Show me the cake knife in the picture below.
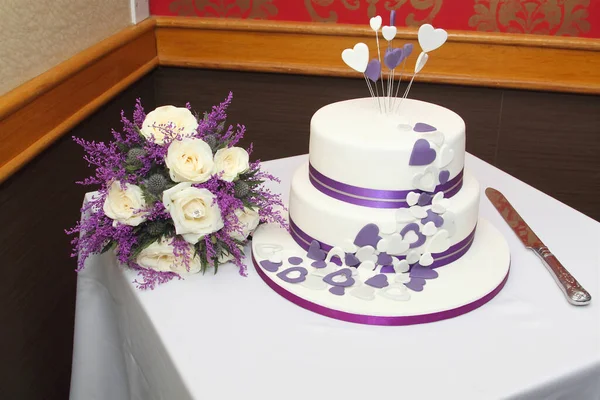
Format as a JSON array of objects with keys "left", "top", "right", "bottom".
[{"left": 485, "top": 188, "right": 591, "bottom": 306}]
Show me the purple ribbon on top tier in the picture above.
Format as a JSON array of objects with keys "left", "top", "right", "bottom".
[{"left": 309, "top": 164, "right": 463, "bottom": 209}]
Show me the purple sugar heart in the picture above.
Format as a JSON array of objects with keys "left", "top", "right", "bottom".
[
  {"left": 380, "top": 265, "right": 395, "bottom": 274},
  {"left": 404, "top": 277, "right": 426, "bottom": 292},
  {"left": 276, "top": 267, "right": 308, "bottom": 284},
  {"left": 260, "top": 260, "right": 282, "bottom": 273},
  {"left": 312, "top": 260, "right": 327, "bottom": 269},
  {"left": 439, "top": 170, "right": 450, "bottom": 185},
  {"left": 417, "top": 192, "right": 433, "bottom": 206},
  {"left": 365, "top": 59, "right": 381, "bottom": 82},
  {"left": 377, "top": 252, "right": 393, "bottom": 265},
  {"left": 345, "top": 253, "right": 360, "bottom": 267},
  {"left": 409, "top": 139, "right": 437, "bottom": 166},
  {"left": 410, "top": 265, "right": 439, "bottom": 279},
  {"left": 288, "top": 257, "right": 303, "bottom": 265},
  {"left": 403, "top": 43, "right": 413, "bottom": 58},
  {"left": 331, "top": 256, "right": 342, "bottom": 266},
  {"left": 329, "top": 286, "right": 346, "bottom": 296},
  {"left": 354, "top": 224, "right": 381, "bottom": 248},
  {"left": 384, "top": 48, "right": 403, "bottom": 70},
  {"left": 307, "top": 240, "right": 326, "bottom": 261},
  {"left": 413, "top": 123, "right": 436, "bottom": 133},
  {"left": 400, "top": 223, "right": 426, "bottom": 248},
  {"left": 323, "top": 268, "right": 355, "bottom": 287},
  {"left": 365, "top": 274, "right": 389, "bottom": 289},
  {"left": 421, "top": 209, "right": 444, "bottom": 228}
]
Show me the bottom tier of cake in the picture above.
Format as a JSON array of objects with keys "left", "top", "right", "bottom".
[{"left": 289, "top": 162, "right": 480, "bottom": 269}]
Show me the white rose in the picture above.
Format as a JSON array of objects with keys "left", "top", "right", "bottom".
[
  {"left": 136, "top": 238, "right": 201, "bottom": 274},
  {"left": 214, "top": 147, "right": 249, "bottom": 182},
  {"left": 103, "top": 181, "right": 147, "bottom": 227},
  {"left": 231, "top": 207, "right": 260, "bottom": 241},
  {"left": 141, "top": 105, "right": 199, "bottom": 145},
  {"left": 165, "top": 138, "right": 215, "bottom": 183},
  {"left": 162, "top": 182, "right": 224, "bottom": 244}
]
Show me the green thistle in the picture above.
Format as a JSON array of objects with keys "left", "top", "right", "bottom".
[
  {"left": 126, "top": 147, "right": 146, "bottom": 167},
  {"left": 234, "top": 180, "right": 250, "bottom": 198},
  {"left": 203, "top": 134, "right": 217, "bottom": 150},
  {"left": 147, "top": 174, "right": 169, "bottom": 195}
]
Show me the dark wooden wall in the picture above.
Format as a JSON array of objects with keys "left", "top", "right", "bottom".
[{"left": 0, "top": 67, "right": 597, "bottom": 399}]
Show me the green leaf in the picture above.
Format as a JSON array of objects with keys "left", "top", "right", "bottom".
[{"left": 101, "top": 240, "right": 116, "bottom": 253}]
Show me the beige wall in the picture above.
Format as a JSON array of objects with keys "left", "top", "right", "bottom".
[{"left": 0, "top": 0, "right": 132, "bottom": 95}]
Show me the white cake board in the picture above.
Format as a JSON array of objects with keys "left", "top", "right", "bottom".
[{"left": 252, "top": 218, "right": 510, "bottom": 326}]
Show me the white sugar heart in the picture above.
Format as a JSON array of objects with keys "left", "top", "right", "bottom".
[
  {"left": 351, "top": 285, "right": 376, "bottom": 301},
  {"left": 424, "top": 131, "right": 444, "bottom": 147},
  {"left": 382, "top": 25, "right": 397, "bottom": 41},
  {"left": 407, "top": 192, "right": 420, "bottom": 206},
  {"left": 342, "top": 42, "right": 369, "bottom": 73},
  {"left": 406, "top": 249, "right": 421, "bottom": 264},
  {"left": 418, "top": 24, "right": 448, "bottom": 53},
  {"left": 312, "top": 262, "right": 337, "bottom": 277},
  {"left": 355, "top": 246, "right": 377, "bottom": 263},
  {"left": 403, "top": 231, "right": 418, "bottom": 244},
  {"left": 409, "top": 205, "right": 428, "bottom": 219},
  {"left": 379, "top": 285, "right": 411, "bottom": 301},
  {"left": 325, "top": 247, "right": 345, "bottom": 263},
  {"left": 419, "top": 252, "right": 434, "bottom": 266},
  {"left": 379, "top": 220, "right": 397, "bottom": 235},
  {"left": 358, "top": 260, "right": 376, "bottom": 273},
  {"left": 439, "top": 146, "right": 454, "bottom": 168},
  {"left": 413, "top": 166, "right": 439, "bottom": 192},
  {"left": 414, "top": 52, "right": 429, "bottom": 74},
  {"left": 300, "top": 275, "right": 327, "bottom": 290},
  {"left": 394, "top": 271, "right": 411, "bottom": 284},
  {"left": 396, "top": 208, "right": 416, "bottom": 223},
  {"left": 341, "top": 240, "right": 358, "bottom": 253},
  {"left": 432, "top": 192, "right": 449, "bottom": 214},
  {"left": 441, "top": 211, "right": 456, "bottom": 238},
  {"left": 370, "top": 15, "right": 383, "bottom": 31},
  {"left": 422, "top": 221, "right": 438, "bottom": 236},
  {"left": 378, "top": 233, "right": 409, "bottom": 256},
  {"left": 393, "top": 259, "right": 410, "bottom": 274},
  {"left": 255, "top": 243, "right": 283, "bottom": 260},
  {"left": 428, "top": 229, "right": 450, "bottom": 253}
]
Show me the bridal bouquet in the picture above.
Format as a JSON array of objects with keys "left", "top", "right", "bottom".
[{"left": 67, "top": 93, "right": 286, "bottom": 289}]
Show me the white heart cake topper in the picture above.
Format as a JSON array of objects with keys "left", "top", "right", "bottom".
[
  {"left": 418, "top": 24, "right": 448, "bottom": 53},
  {"left": 382, "top": 26, "right": 397, "bottom": 41},
  {"left": 370, "top": 15, "right": 382, "bottom": 31},
  {"left": 341, "top": 42, "right": 369, "bottom": 73},
  {"left": 414, "top": 52, "right": 429, "bottom": 74}
]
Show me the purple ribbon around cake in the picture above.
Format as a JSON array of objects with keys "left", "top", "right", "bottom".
[
  {"left": 289, "top": 218, "right": 476, "bottom": 270},
  {"left": 309, "top": 163, "right": 463, "bottom": 209}
]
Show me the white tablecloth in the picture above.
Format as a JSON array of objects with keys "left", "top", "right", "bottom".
[{"left": 70, "top": 154, "right": 600, "bottom": 400}]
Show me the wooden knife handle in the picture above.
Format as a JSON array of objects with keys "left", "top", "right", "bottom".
[{"left": 533, "top": 246, "right": 591, "bottom": 305}]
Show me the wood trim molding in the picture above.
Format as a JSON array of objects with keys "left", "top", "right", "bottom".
[
  {"left": 155, "top": 17, "right": 600, "bottom": 94},
  {"left": 0, "top": 19, "right": 158, "bottom": 184}
]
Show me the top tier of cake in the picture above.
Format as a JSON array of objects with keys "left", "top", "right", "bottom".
[{"left": 309, "top": 98, "right": 465, "bottom": 191}]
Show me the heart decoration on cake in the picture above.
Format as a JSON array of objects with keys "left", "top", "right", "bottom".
[
  {"left": 428, "top": 229, "right": 451, "bottom": 253},
  {"left": 350, "top": 285, "right": 376, "bottom": 301},
  {"left": 382, "top": 25, "right": 397, "bottom": 41},
  {"left": 406, "top": 249, "right": 422, "bottom": 264},
  {"left": 407, "top": 192, "right": 420, "bottom": 206},
  {"left": 423, "top": 131, "right": 445, "bottom": 147},
  {"left": 345, "top": 253, "right": 361, "bottom": 267},
  {"left": 422, "top": 209, "right": 444, "bottom": 228},
  {"left": 255, "top": 243, "right": 283, "bottom": 261},
  {"left": 404, "top": 278, "right": 426, "bottom": 292},
  {"left": 377, "top": 233, "right": 410, "bottom": 255},
  {"left": 409, "top": 205, "right": 428, "bottom": 219},
  {"left": 419, "top": 252, "right": 434, "bottom": 267},
  {"left": 394, "top": 271, "right": 411, "bottom": 284},
  {"left": 358, "top": 260, "right": 376, "bottom": 273},
  {"left": 413, "top": 166, "right": 439, "bottom": 192},
  {"left": 380, "top": 285, "right": 411, "bottom": 301},
  {"left": 307, "top": 240, "right": 327, "bottom": 261},
  {"left": 439, "top": 170, "right": 450, "bottom": 185},
  {"left": 377, "top": 252, "right": 394, "bottom": 265},
  {"left": 414, "top": 52, "right": 429, "bottom": 74},
  {"left": 288, "top": 256, "right": 303, "bottom": 265},
  {"left": 400, "top": 223, "right": 426, "bottom": 248},
  {"left": 277, "top": 267, "right": 308, "bottom": 284},
  {"left": 311, "top": 260, "right": 327, "bottom": 269},
  {"left": 409, "top": 139, "right": 437, "bottom": 166},
  {"left": 341, "top": 42, "right": 370, "bottom": 73},
  {"left": 418, "top": 24, "right": 448, "bottom": 53},
  {"left": 439, "top": 146, "right": 454, "bottom": 168},
  {"left": 417, "top": 192, "right": 434, "bottom": 206},
  {"left": 354, "top": 223, "right": 382, "bottom": 247},
  {"left": 341, "top": 239, "right": 358, "bottom": 254},
  {"left": 355, "top": 245, "right": 378, "bottom": 263},
  {"left": 365, "top": 59, "right": 382, "bottom": 82},
  {"left": 410, "top": 265, "right": 439, "bottom": 280},
  {"left": 384, "top": 48, "right": 404, "bottom": 70},
  {"left": 323, "top": 268, "right": 356, "bottom": 294},
  {"left": 441, "top": 212, "right": 457, "bottom": 238},
  {"left": 365, "top": 274, "right": 390, "bottom": 289},
  {"left": 326, "top": 247, "right": 346, "bottom": 264},
  {"left": 300, "top": 275, "right": 328, "bottom": 291},
  {"left": 413, "top": 123, "right": 436, "bottom": 133},
  {"left": 396, "top": 208, "right": 416, "bottom": 223},
  {"left": 431, "top": 192, "right": 450, "bottom": 214},
  {"left": 421, "top": 221, "right": 438, "bottom": 236},
  {"left": 369, "top": 15, "right": 383, "bottom": 31},
  {"left": 393, "top": 258, "right": 410, "bottom": 273},
  {"left": 260, "top": 260, "right": 282, "bottom": 272}
]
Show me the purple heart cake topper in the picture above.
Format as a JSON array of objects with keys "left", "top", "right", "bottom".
[
  {"left": 384, "top": 48, "right": 404, "bottom": 70},
  {"left": 365, "top": 59, "right": 381, "bottom": 82},
  {"left": 409, "top": 139, "right": 437, "bottom": 166},
  {"left": 413, "top": 123, "right": 436, "bottom": 133},
  {"left": 354, "top": 224, "right": 381, "bottom": 248},
  {"left": 403, "top": 43, "right": 414, "bottom": 58},
  {"left": 307, "top": 240, "right": 326, "bottom": 261}
]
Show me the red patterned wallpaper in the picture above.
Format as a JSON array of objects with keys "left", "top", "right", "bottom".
[{"left": 151, "top": 0, "right": 600, "bottom": 38}]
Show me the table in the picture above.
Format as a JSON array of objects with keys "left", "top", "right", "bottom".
[{"left": 69, "top": 154, "right": 600, "bottom": 400}]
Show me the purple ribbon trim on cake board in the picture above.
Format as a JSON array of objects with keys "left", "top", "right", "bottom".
[
  {"left": 252, "top": 252, "right": 510, "bottom": 326},
  {"left": 290, "top": 217, "right": 476, "bottom": 270},
  {"left": 309, "top": 164, "right": 463, "bottom": 209}
]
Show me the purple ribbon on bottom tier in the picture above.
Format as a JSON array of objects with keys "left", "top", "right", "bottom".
[
  {"left": 289, "top": 218, "right": 476, "bottom": 270},
  {"left": 309, "top": 163, "right": 463, "bottom": 209}
]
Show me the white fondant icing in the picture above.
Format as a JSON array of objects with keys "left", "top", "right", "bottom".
[
  {"left": 396, "top": 208, "right": 416, "bottom": 223},
  {"left": 379, "top": 284, "right": 411, "bottom": 302},
  {"left": 413, "top": 166, "right": 439, "bottom": 192},
  {"left": 420, "top": 252, "right": 434, "bottom": 266},
  {"left": 438, "top": 146, "right": 454, "bottom": 168},
  {"left": 350, "top": 285, "right": 376, "bottom": 301},
  {"left": 428, "top": 229, "right": 451, "bottom": 253},
  {"left": 255, "top": 243, "right": 283, "bottom": 260},
  {"left": 424, "top": 131, "right": 445, "bottom": 147},
  {"left": 409, "top": 205, "right": 428, "bottom": 219},
  {"left": 442, "top": 211, "right": 457, "bottom": 238},
  {"left": 341, "top": 240, "right": 358, "bottom": 253},
  {"left": 394, "top": 272, "right": 411, "bottom": 283},
  {"left": 309, "top": 98, "right": 465, "bottom": 190}
]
